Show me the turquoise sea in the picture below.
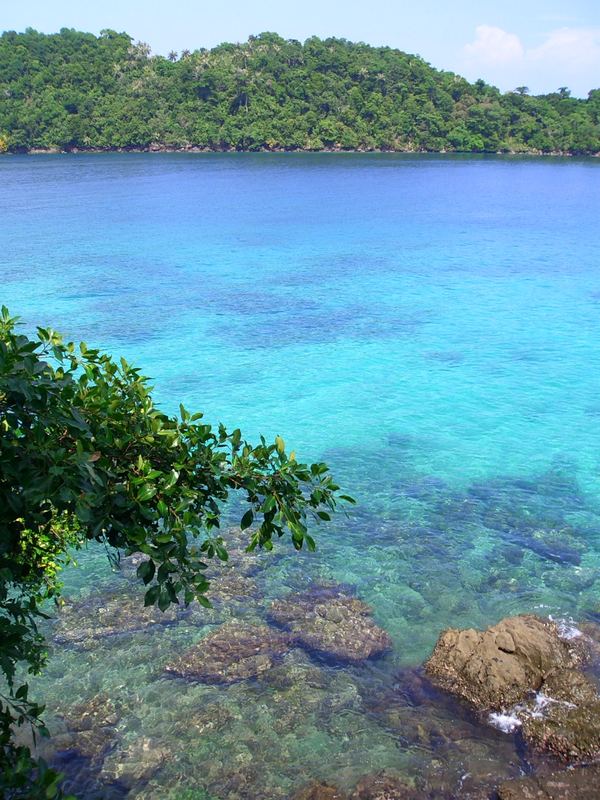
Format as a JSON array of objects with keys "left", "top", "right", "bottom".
[{"left": 2, "top": 153, "right": 600, "bottom": 798}]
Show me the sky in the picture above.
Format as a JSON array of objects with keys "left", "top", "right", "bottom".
[{"left": 2, "top": 0, "right": 600, "bottom": 97}]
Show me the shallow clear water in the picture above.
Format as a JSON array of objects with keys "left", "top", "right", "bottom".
[{"left": 2, "top": 153, "right": 600, "bottom": 798}]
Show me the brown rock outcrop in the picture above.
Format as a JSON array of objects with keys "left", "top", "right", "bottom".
[
  {"left": 520, "top": 669, "right": 600, "bottom": 760},
  {"left": 425, "top": 615, "right": 582, "bottom": 709},
  {"left": 425, "top": 614, "right": 600, "bottom": 763}
]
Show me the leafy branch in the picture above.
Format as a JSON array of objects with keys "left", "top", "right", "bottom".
[{"left": 0, "top": 306, "right": 352, "bottom": 795}]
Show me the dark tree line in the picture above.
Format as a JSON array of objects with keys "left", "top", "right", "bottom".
[{"left": 0, "top": 28, "right": 599, "bottom": 154}]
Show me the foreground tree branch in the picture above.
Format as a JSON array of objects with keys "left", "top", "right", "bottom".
[{"left": 0, "top": 306, "right": 352, "bottom": 797}]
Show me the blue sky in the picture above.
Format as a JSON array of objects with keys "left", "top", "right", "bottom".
[{"left": 2, "top": 0, "right": 600, "bottom": 96}]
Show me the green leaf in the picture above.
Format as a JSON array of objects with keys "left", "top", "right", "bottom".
[
  {"left": 261, "top": 495, "right": 276, "bottom": 513},
  {"left": 240, "top": 509, "right": 254, "bottom": 530},
  {"left": 157, "top": 590, "right": 171, "bottom": 612},
  {"left": 184, "top": 588, "right": 195, "bottom": 604},
  {"left": 340, "top": 494, "right": 357, "bottom": 504},
  {"left": 291, "top": 528, "right": 304, "bottom": 545},
  {"left": 215, "top": 544, "right": 229, "bottom": 561},
  {"left": 157, "top": 562, "right": 175, "bottom": 583},
  {"left": 194, "top": 575, "right": 210, "bottom": 592},
  {"left": 136, "top": 560, "right": 155, "bottom": 584},
  {"left": 137, "top": 484, "right": 156, "bottom": 502},
  {"left": 144, "top": 586, "right": 160, "bottom": 607},
  {"left": 157, "top": 500, "right": 168, "bottom": 516},
  {"left": 163, "top": 469, "right": 180, "bottom": 492},
  {"left": 15, "top": 683, "right": 29, "bottom": 700}
]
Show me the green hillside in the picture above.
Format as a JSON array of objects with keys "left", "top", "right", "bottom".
[{"left": 1, "top": 28, "right": 599, "bottom": 154}]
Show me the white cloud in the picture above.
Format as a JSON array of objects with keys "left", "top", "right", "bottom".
[
  {"left": 464, "top": 25, "right": 524, "bottom": 64},
  {"left": 462, "top": 25, "right": 600, "bottom": 95},
  {"left": 528, "top": 27, "right": 600, "bottom": 67}
]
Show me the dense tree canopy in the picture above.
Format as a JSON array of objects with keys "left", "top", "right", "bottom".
[
  {"left": 0, "top": 307, "right": 350, "bottom": 797},
  {"left": 0, "top": 28, "right": 599, "bottom": 154}
]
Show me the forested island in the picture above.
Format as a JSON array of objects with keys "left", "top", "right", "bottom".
[{"left": 1, "top": 27, "right": 599, "bottom": 155}]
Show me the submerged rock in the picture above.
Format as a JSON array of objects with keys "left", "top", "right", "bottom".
[
  {"left": 119, "top": 526, "right": 273, "bottom": 582},
  {"left": 292, "top": 782, "right": 349, "bottom": 800},
  {"left": 60, "top": 693, "right": 120, "bottom": 732},
  {"left": 523, "top": 528, "right": 584, "bottom": 566},
  {"left": 260, "top": 648, "right": 330, "bottom": 692},
  {"left": 494, "top": 542, "right": 524, "bottom": 566},
  {"left": 53, "top": 564, "right": 260, "bottom": 648},
  {"left": 497, "top": 764, "right": 600, "bottom": 799},
  {"left": 217, "top": 525, "right": 278, "bottom": 576},
  {"left": 351, "top": 771, "right": 421, "bottom": 799},
  {"left": 447, "top": 469, "right": 588, "bottom": 569},
  {"left": 52, "top": 591, "right": 181, "bottom": 647},
  {"left": 55, "top": 694, "right": 120, "bottom": 762},
  {"left": 206, "top": 763, "right": 266, "bottom": 800},
  {"left": 164, "top": 621, "right": 291, "bottom": 684},
  {"left": 268, "top": 584, "right": 391, "bottom": 663},
  {"left": 185, "top": 572, "right": 260, "bottom": 618},
  {"left": 100, "top": 736, "right": 171, "bottom": 786},
  {"left": 185, "top": 703, "right": 234, "bottom": 736},
  {"left": 116, "top": 528, "right": 266, "bottom": 625},
  {"left": 425, "top": 615, "right": 582, "bottom": 709}
]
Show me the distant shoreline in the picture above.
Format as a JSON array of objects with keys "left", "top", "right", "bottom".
[
  {"left": 4, "top": 30, "right": 599, "bottom": 161},
  {"left": 5, "top": 146, "right": 599, "bottom": 157}
]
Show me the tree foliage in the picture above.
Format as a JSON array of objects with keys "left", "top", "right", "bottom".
[
  {"left": 0, "top": 28, "right": 598, "bottom": 154},
  {"left": 0, "top": 307, "right": 351, "bottom": 796}
]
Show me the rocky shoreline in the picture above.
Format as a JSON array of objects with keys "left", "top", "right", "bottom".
[
  {"left": 42, "top": 537, "right": 600, "bottom": 799},
  {"left": 3, "top": 145, "right": 598, "bottom": 157},
  {"left": 424, "top": 614, "right": 600, "bottom": 761},
  {"left": 423, "top": 615, "right": 600, "bottom": 798}
]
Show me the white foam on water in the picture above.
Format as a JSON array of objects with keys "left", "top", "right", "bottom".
[
  {"left": 529, "top": 691, "right": 576, "bottom": 718},
  {"left": 558, "top": 622, "right": 583, "bottom": 640},
  {"left": 548, "top": 614, "right": 583, "bottom": 641},
  {"left": 488, "top": 712, "right": 522, "bottom": 733},
  {"left": 488, "top": 689, "right": 578, "bottom": 735},
  {"left": 529, "top": 692, "right": 551, "bottom": 719}
]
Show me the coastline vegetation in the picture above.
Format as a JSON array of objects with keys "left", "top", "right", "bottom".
[
  {"left": 0, "top": 28, "right": 599, "bottom": 155},
  {"left": 0, "top": 308, "right": 348, "bottom": 797}
]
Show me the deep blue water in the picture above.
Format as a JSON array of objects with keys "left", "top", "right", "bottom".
[{"left": 2, "top": 153, "right": 600, "bottom": 798}]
